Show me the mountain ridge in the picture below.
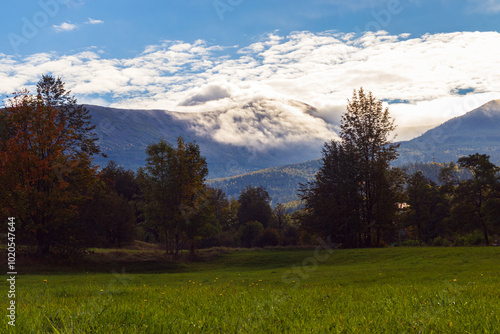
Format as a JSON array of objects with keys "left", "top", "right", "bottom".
[
  {"left": 87, "top": 98, "right": 500, "bottom": 177},
  {"left": 396, "top": 99, "right": 500, "bottom": 165},
  {"left": 87, "top": 99, "right": 333, "bottom": 178}
]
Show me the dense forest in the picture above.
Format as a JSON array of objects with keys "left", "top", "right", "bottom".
[
  {"left": 1, "top": 78, "right": 499, "bottom": 260},
  {"left": 207, "top": 160, "right": 321, "bottom": 206},
  {"left": 208, "top": 160, "right": 474, "bottom": 210}
]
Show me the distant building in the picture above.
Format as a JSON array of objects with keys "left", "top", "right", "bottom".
[{"left": 397, "top": 202, "right": 409, "bottom": 209}]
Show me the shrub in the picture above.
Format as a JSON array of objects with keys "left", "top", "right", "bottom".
[
  {"left": 453, "top": 230, "right": 484, "bottom": 246},
  {"left": 201, "top": 230, "right": 239, "bottom": 248},
  {"left": 282, "top": 226, "right": 300, "bottom": 246},
  {"left": 465, "top": 230, "right": 484, "bottom": 245},
  {"left": 432, "top": 236, "right": 451, "bottom": 247},
  {"left": 400, "top": 239, "right": 420, "bottom": 247},
  {"left": 238, "top": 221, "right": 264, "bottom": 248},
  {"left": 256, "top": 228, "right": 280, "bottom": 247},
  {"left": 299, "top": 230, "right": 315, "bottom": 246}
]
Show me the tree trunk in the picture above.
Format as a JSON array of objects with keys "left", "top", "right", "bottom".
[
  {"left": 376, "top": 227, "right": 381, "bottom": 247},
  {"left": 189, "top": 241, "right": 195, "bottom": 259},
  {"left": 36, "top": 230, "right": 50, "bottom": 258},
  {"left": 175, "top": 233, "right": 180, "bottom": 256},
  {"left": 482, "top": 221, "right": 490, "bottom": 245},
  {"left": 165, "top": 231, "right": 169, "bottom": 254}
]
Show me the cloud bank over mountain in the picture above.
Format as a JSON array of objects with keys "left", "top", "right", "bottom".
[
  {"left": 1, "top": 30, "right": 500, "bottom": 140},
  {"left": 174, "top": 99, "right": 338, "bottom": 151}
]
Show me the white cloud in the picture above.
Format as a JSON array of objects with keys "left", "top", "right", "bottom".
[
  {"left": 52, "top": 18, "right": 103, "bottom": 33},
  {"left": 86, "top": 18, "right": 104, "bottom": 25},
  {"left": 179, "top": 84, "right": 231, "bottom": 106},
  {"left": 173, "top": 99, "right": 338, "bottom": 151},
  {"left": 53, "top": 22, "right": 78, "bottom": 32},
  {"left": 1, "top": 30, "right": 500, "bottom": 143}
]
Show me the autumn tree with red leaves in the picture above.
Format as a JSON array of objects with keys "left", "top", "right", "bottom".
[{"left": 0, "top": 88, "right": 98, "bottom": 257}]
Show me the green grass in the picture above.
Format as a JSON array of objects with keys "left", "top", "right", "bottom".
[{"left": 2, "top": 247, "right": 500, "bottom": 333}]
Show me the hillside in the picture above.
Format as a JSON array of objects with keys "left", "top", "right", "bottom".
[
  {"left": 87, "top": 99, "right": 500, "bottom": 178},
  {"left": 87, "top": 98, "right": 500, "bottom": 205},
  {"left": 87, "top": 100, "right": 333, "bottom": 178},
  {"left": 207, "top": 160, "right": 472, "bottom": 207},
  {"left": 207, "top": 160, "right": 321, "bottom": 205},
  {"left": 397, "top": 99, "right": 500, "bottom": 165}
]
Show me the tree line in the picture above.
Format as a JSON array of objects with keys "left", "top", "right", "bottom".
[
  {"left": 0, "top": 76, "right": 299, "bottom": 258},
  {"left": 299, "top": 88, "right": 500, "bottom": 248},
  {"left": 1, "top": 78, "right": 499, "bottom": 259}
]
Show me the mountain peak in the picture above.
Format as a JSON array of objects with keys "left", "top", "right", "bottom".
[
  {"left": 466, "top": 99, "right": 500, "bottom": 118},
  {"left": 397, "top": 98, "right": 500, "bottom": 166}
]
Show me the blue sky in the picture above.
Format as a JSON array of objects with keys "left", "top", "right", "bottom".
[
  {"left": 3, "top": 0, "right": 500, "bottom": 57},
  {"left": 1, "top": 0, "right": 500, "bottom": 141}
]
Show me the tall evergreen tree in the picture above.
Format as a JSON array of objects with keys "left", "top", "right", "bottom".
[
  {"left": 300, "top": 88, "right": 401, "bottom": 247},
  {"left": 341, "top": 88, "right": 400, "bottom": 246},
  {"left": 300, "top": 141, "right": 362, "bottom": 247}
]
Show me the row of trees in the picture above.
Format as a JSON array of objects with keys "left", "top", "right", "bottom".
[
  {"left": 0, "top": 78, "right": 296, "bottom": 257},
  {"left": 1, "top": 78, "right": 498, "bottom": 257},
  {"left": 101, "top": 139, "right": 297, "bottom": 256},
  {"left": 299, "top": 89, "right": 500, "bottom": 247},
  {"left": 404, "top": 155, "right": 500, "bottom": 246},
  {"left": 137, "top": 139, "right": 299, "bottom": 256}
]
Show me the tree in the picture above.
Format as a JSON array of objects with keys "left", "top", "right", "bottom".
[
  {"left": 238, "top": 221, "right": 264, "bottom": 248},
  {"left": 299, "top": 140, "right": 362, "bottom": 247},
  {"left": 75, "top": 185, "right": 137, "bottom": 248},
  {"left": 341, "top": 88, "right": 400, "bottom": 246},
  {"left": 237, "top": 186, "right": 273, "bottom": 227},
  {"left": 482, "top": 198, "right": 500, "bottom": 236},
  {"left": 405, "top": 171, "right": 449, "bottom": 245},
  {"left": 36, "top": 75, "right": 102, "bottom": 157},
  {"left": 100, "top": 160, "right": 140, "bottom": 201},
  {"left": 178, "top": 186, "right": 223, "bottom": 257},
  {"left": 272, "top": 203, "right": 290, "bottom": 244},
  {"left": 137, "top": 140, "right": 175, "bottom": 253},
  {"left": 74, "top": 161, "right": 139, "bottom": 249},
  {"left": 454, "top": 154, "right": 499, "bottom": 245},
  {"left": 0, "top": 90, "right": 98, "bottom": 256},
  {"left": 256, "top": 228, "right": 280, "bottom": 247},
  {"left": 209, "top": 187, "right": 232, "bottom": 230},
  {"left": 300, "top": 88, "right": 401, "bottom": 247},
  {"left": 438, "top": 162, "right": 460, "bottom": 190},
  {"left": 138, "top": 137, "right": 208, "bottom": 257}
]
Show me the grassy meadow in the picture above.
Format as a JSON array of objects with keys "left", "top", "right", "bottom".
[{"left": 2, "top": 246, "right": 500, "bottom": 333}]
